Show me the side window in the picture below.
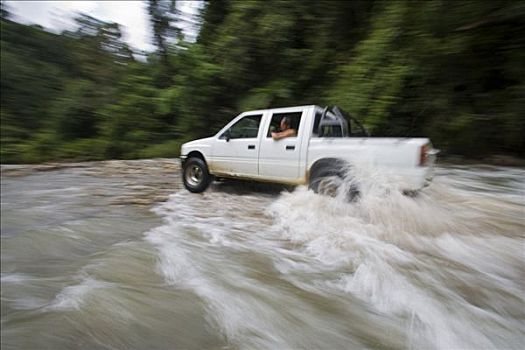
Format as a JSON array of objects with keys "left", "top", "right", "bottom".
[
  {"left": 222, "top": 115, "right": 262, "bottom": 139},
  {"left": 266, "top": 112, "right": 303, "bottom": 137},
  {"left": 319, "top": 125, "right": 343, "bottom": 137},
  {"left": 313, "top": 110, "right": 348, "bottom": 138}
]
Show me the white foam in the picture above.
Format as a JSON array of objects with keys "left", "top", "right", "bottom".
[
  {"left": 145, "top": 165, "right": 525, "bottom": 349},
  {"left": 48, "top": 278, "right": 115, "bottom": 311},
  {"left": 266, "top": 167, "right": 525, "bottom": 349},
  {"left": 1, "top": 273, "right": 32, "bottom": 284}
]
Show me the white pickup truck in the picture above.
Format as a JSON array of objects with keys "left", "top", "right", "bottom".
[{"left": 180, "top": 105, "right": 438, "bottom": 197}]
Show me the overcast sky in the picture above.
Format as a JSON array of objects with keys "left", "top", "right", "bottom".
[{"left": 3, "top": 1, "right": 203, "bottom": 52}]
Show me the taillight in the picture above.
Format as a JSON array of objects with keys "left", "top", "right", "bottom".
[{"left": 419, "top": 144, "right": 429, "bottom": 166}]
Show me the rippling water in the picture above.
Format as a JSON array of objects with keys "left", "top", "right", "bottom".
[{"left": 1, "top": 160, "right": 524, "bottom": 349}]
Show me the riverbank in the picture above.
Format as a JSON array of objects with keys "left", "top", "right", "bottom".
[
  {"left": 439, "top": 154, "right": 525, "bottom": 167},
  {"left": 2, "top": 153, "right": 525, "bottom": 177},
  {"left": 1, "top": 159, "right": 181, "bottom": 206}
]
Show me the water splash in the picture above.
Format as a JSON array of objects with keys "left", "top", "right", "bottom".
[
  {"left": 144, "top": 165, "right": 524, "bottom": 349},
  {"left": 268, "top": 166, "right": 525, "bottom": 349},
  {"left": 48, "top": 278, "right": 116, "bottom": 311}
]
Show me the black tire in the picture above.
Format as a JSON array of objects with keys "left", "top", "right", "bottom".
[
  {"left": 309, "top": 163, "right": 344, "bottom": 194},
  {"left": 182, "top": 157, "right": 212, "bottom": 193},
  {"left": 308, "top": 159, "right": 359, "bottom": 201}
]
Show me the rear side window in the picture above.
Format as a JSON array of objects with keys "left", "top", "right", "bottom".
[
  {"left": 312, "top": 110, "right": 322, "bottom": 136},
  {"left": 266, "top": 112, "right": 303, "bottom": 137},
  {"left": 313, "top": 110, "right": 344, "bottom": 137},
  {"left": 221, "top": 115, "right": 262, "bottom": 139},
  {"left": 319, "top": 125, "right": 343, "bottom": 137}
]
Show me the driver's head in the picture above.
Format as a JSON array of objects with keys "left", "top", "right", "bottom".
[{"left": 280, "top": 117, "right": 291, "bottom": 130}]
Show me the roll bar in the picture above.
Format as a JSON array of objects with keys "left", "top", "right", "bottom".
[{"left": 319, "top": 106, "right": 370, "bottom": 137}]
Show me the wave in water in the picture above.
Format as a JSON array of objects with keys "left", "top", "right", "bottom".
[{"left": 145, "top": 166, "right": 525, "bottom": 349}]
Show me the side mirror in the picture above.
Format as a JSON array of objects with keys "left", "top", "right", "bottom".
[{"left": 225, "top": 129, "right": 231, "bottom": 142}]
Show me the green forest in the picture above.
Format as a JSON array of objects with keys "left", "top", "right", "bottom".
[{"left": 1, "top": 0, "right": 524, "bottom": 164}]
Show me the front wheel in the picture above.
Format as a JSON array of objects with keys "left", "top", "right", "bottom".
[{"left": 183, "top": 157, "right": 212, "bottom": 193}]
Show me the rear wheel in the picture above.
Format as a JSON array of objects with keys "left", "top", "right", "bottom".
[
  {"left": 308, "top": 159, "right": 359, "bottom": 201},
  {"left": 183, "top": 157, "right": 212, "bottom": 193},
  {"left": 309, "top": 167, "right": 344, "bottom": 197}
]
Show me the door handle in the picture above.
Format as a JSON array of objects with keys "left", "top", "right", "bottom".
[
  {"left": 286, "top": 145, "right": 295, "bottom": 150},
  {"left": 248, "top": 145, "right": 255, "bottom": 150}
]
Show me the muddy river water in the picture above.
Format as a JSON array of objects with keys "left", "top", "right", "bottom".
[{"left": 1, "top": 159, "right": 524, "bottom": 349}]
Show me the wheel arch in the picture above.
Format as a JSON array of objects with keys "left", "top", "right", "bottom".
[
  {"left": 187, "top": 150, "right": 206, "bottom": 162},
  {"left": 183, "top": 150, "right": 207, "bottom": 168}
]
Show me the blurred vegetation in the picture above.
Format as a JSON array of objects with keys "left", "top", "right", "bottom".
[{"left": 1, "top": 0, "right": 524, "bottom": 163}]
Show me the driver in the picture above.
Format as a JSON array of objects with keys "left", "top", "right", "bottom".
[{"left": 271, "top": 117, "right": 296, "bottom": 140}]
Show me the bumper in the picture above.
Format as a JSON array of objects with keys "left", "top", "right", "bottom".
[{"left": 180, "top": 155, "right": 187, "bottom": 169}]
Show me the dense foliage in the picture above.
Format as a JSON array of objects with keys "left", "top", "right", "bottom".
[{"left": 1, "top": 0, "right": 524, "bottom": 163}]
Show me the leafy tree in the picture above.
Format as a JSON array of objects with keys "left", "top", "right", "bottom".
[
  {"left": 99, "top": 62, "right": 174, "bottom": 158},
  {"left": 147, "top": 0, "right": 181, "bottom": 86},
  {"left": 1, "top": 0, "right": 524, "bottom": 163}
]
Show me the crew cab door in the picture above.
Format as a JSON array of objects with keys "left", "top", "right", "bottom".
[
  {"left": 258, "top": 108, "right": 304, "bottom": 180},
  {"left": 211, "top": 114, "right": 263, "bottom": 176}
]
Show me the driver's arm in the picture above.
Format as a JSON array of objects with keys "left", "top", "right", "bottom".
[{"left": 271, "top": 129, "right": 296, "bottom": 140}]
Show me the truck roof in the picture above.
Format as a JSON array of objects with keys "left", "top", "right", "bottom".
[{"left": 244, "top": 105, "right": 319, "bottom": 115}]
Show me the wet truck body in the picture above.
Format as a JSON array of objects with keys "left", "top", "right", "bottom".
[{"left": 180, "top": 105, "right": 438, "bottom": 194}]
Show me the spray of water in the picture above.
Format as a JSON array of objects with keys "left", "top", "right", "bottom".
[{"left": 145, "top": 165, "right": 525, "bottom": 349}]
